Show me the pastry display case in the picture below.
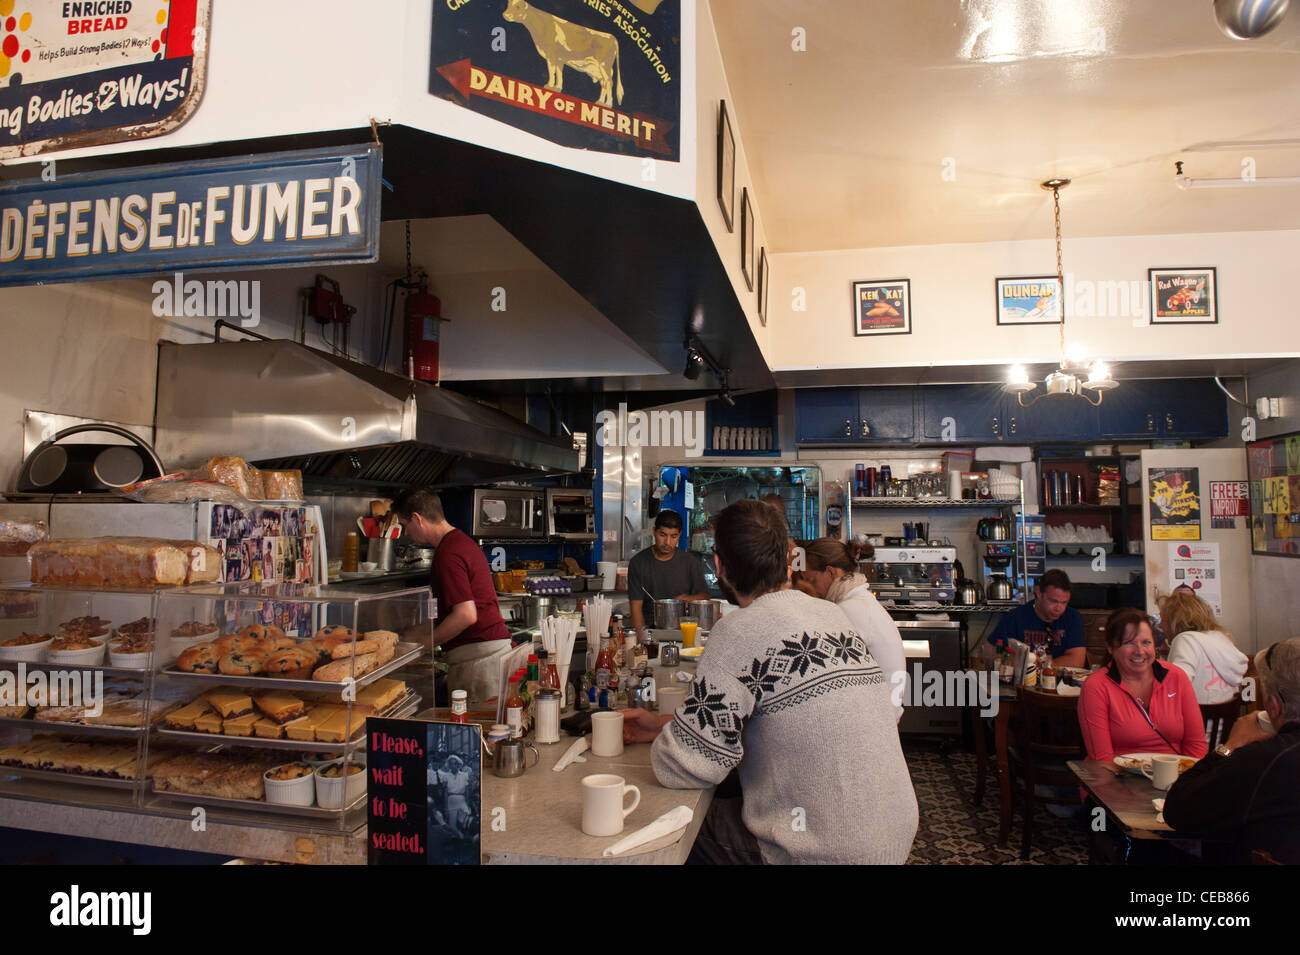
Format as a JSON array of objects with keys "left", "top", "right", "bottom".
[
  {"left": 0, "top": 583, "right": 163, "bottom": 810},
  {"left": 0, "top": 581, "right": 433, "bottom": 836}
]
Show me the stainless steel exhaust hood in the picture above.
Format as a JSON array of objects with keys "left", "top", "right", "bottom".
[{"left": 154, "top": 340, "right": 579, "bottom": 490}]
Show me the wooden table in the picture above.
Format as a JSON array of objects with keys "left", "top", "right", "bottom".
[{"left": 1068, "top": 759, "right": 1171, "bottom": 836}]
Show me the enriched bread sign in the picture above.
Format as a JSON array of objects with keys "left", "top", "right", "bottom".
[
  {"left": 0, "top": 0, "right": 211, "bottom": 158},
  {"left": 0, "top": 143, "right": 381, "bottom": 285}
]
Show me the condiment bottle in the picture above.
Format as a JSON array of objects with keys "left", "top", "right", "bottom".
[
  {"left": 594, "top": 632, "right": 617, "bottom": 691},
  {"left": 539, "top": 649, "right": 559, "bottom": 690},
  {"left": 343, "top": 532, "right": 360, "bottom": 573},
  {"left": 505, "top": 672, "right": 525, "bottom": 738},
  {"left": 1041, "top": 655, "right": 1057, "bottom": 692},
  {"left": 534, "top": 688, "right": 561, "bottom": 744},
  {"left": 450, "top": 689, "right": 468, "bottom": 723}
]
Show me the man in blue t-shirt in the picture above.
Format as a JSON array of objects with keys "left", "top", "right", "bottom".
[{"left": 987, "top": 568, "right": 1086, "bottom": 667}]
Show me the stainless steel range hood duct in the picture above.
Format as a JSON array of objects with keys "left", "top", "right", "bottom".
[{"left": 154, "top": 340, "right": 578, "bottom": 490}]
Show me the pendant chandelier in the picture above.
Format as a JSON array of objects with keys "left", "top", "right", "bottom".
[{"left": 1001, "top": 178, "right": 1118, "bottom": 408}]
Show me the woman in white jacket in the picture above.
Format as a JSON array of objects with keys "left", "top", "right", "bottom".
[
  {"left": 1162, "top": 590, "right": 1248, "bottom": 704},
  {"left": 794, "top": 538, "right": 906, "bottom": 720}
]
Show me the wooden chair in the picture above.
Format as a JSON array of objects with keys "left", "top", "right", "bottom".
[
  {"left": 1200, "top": 694, "right": 1241, "bottom": 750},
  {"left": 1010, "top": 688, "right": 1087, "bottom": 860}
]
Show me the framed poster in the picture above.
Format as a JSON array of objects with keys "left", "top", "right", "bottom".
[
  {"left": 740, "top": 187, "right": 755, "bottom": 292},
  {"left": 1148, "top": 466, "right": 1201, "bottom": 541},
  {"left": 995, "top": 276, "right": 1061, "bottom": 325},
  {"left": 757, "top": 247, "right": 770, "bottom": 326},
  {"left": 1246, "top": 430, "right": 1300, "bottom": 557},
  {"left": 368, "top": 718, "right": 483, "bottom": 865},
  {"left": 1148, "top": 268, "right": 1217, "bottom": 324},
  {"left": 716, "top": 100, "right": 736, "bottom": 232},
  {"left": 852, "top": 279, "right": 911, "bottom": 336}
]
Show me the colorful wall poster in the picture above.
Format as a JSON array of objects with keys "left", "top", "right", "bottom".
[
  {"left": 1149, "top": 466, "right": 1201, "bottom": 541},
  {"left": 429, "top": 0, "right": 680, "bottom": 161},
  {"left": 0, "top": 1, "right": 209, "bottom": 158},
  {"left": 1247, "top": 430, "right": 1300, "bottom": 557},
  {"left": 1148, "top": 267, "right": 1217, "bottom": 324},
  {"left": 1168, "top": 541, "right": 1222, "bottom": 616},
  {"left": 1209, "top": 480, "right": 1248, "bottom": 530},
  {"left": 853, "top": 278, "right": 910, "bottom": 336},
  {"left": 995, "top": 275, "right": 1061, "bottom": 325}
]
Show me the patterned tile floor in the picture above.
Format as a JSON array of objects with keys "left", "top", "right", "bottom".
[{"left": 903, "top": 739, "right": 1089, "bottom": 865}]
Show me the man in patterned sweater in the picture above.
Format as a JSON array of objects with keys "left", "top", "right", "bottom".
[{"left": 623, "top": 499, "right": 918, "bottom": 864}]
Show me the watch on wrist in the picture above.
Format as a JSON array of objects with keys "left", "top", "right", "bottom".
[{"left": 1215, "top": 743, "right": 1232, "bottom": 757}]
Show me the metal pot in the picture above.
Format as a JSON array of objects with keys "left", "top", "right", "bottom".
[
  {"left": 493, "top": 737, "right": 540, "bottom": 778},
  {"left": 986, "top": 575, "right": 1015, "bottom": 601},
  {"left": 955, "top": 580, "right": 981, "bottom": 606},
  {"left": 654, "top": 599, "right": 682, "bottom": 629},
  {"left": 685, "top": 599, "right": 722, "bottom": 631},
  {"left": 522, "top": 596, "right": 552, "bottom": 628}
]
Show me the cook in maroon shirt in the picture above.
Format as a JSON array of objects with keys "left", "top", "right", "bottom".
[{"left": 394, "top": 488, "right": 511, "bottom": 702}]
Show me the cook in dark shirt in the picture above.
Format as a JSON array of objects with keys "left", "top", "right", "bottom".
[
  {"left": 987, "top": 568, "right": 1086, "bottom": 667},
  {"left": 628, "top": 509, "right": 710, "bottom": 636}
]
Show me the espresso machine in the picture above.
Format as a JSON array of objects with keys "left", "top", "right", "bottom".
[{"left": 860, "top": 546, "right": 957, "bottom": 605}]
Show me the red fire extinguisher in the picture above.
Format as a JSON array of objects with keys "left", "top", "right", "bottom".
[{"left": 402, "top": 284, "right": 448, "bottom": 383}]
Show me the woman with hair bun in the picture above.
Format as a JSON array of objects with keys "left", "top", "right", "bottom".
[{"left": 794, "top": 537, "right": 906, "bottom": 720}]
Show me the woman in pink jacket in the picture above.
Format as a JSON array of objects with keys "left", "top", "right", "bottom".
[{"left": 1078, "top": 608, "right": 1208, "bottom": 762}]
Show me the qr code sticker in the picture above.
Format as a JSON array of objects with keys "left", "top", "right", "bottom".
[{"left": 1203, "top": 570, "right": 1216, "bottom": 579}]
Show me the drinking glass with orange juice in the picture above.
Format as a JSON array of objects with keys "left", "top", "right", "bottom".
[{"left": 679, "top": 621, "right": 698, "bottom": 648}]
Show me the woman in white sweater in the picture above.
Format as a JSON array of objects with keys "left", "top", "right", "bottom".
[
  {"left": 795, "top": 538, "right": 906, "bottom": 719},
  {"left": 1162, "top": 590, "right": 1248, "bottom": 705}
]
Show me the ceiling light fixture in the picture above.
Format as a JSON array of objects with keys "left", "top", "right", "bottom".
[
  {"left": 1214, "top": 0, "right": 1291, "bottom": 39},
  {"left": 683, "top": 332, "right": 735, "bottom": 406},
  {"left": 1001, "top": 178, "right": 1118, "bottom": 408}
]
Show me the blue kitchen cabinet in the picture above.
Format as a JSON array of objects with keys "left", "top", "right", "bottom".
[
  {"left": 794, "top": 388, "right": 861, "bottom": 443},
  {"left": 1097, "top": 379, "right": 1227, "bottom": 439},
  {"left": 794, "top": 387, "right": 915, "bottom": 444},
  {"left": 1007, "top": 392, "right": 1100, "bottom": 442},
  {"left": 857, "top": 387, "right": 916, "bottom": 442},
  {"left": 918, "top": 384, "right": 1008, "bottom": 442}
]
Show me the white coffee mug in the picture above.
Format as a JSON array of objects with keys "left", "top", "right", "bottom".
[
  {"left": 657, "top": 684, "right": 687, "bottom": 715},
  {"left": 582, "top": 773, "right": 641, "bottom": 837},
  {"left": 590, "top": 710, "right": 624, "bottom": 757},
  {"left": 1142, "top": 754, "right": 1181, "bottom": 791}
]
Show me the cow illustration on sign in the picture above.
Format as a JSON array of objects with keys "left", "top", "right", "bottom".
[{"left": 503, "top": 0, "right": 625, "bottom": 107}]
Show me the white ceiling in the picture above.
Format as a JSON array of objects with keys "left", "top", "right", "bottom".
[{"left": 710, "top": 0, "right": 1300, "bottom": 252}]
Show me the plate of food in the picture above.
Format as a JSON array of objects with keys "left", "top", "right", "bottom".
[
  {"left": 1113, "top": 753, "right": 1198, "bottom": 775},
  {"left": 679, "top": 646, "right": 704, "bottom": 660}
]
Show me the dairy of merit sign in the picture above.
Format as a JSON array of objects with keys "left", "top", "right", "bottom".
[
  {"left": 0, "top": 0, "right": 210, "bottom": 158},
  {"left": 430, "top": 0, "right": 679, "bottom": 161},
  {"left": 0, "top": 144, "right": 381, "bottom": 286}
]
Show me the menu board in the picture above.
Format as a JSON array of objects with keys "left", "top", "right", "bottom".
[
  {"left": 367, "top": 718, "right": 482, "bottom": 866},
  {"left": 1246, "top": 431, "right": 1300, "bottom": 558}
]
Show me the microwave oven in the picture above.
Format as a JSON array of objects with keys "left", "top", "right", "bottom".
[{"left": 472, "top": 488, "right": 546, "bottom": 539}]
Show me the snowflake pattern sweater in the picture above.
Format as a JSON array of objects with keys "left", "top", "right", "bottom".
[{"left": 651, "top": 589, "right": 919, "bottom": 864}]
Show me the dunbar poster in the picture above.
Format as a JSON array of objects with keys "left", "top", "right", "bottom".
[
  {"left": 430, "top": 0, "right": 680, "bottom": 161},
  {"left": 0, "top": 0, "right": 210, "bottom": 158}
]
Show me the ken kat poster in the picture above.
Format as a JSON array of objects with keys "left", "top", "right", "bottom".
[{"left": 430, "top": 0, "right": 679, "bottom": 161}]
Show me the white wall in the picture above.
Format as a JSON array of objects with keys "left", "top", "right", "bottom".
[
  {"left": 694, "top": 0, "right": 769, "bottom": 350},
  {"left": 764, "top": 230, "right": 1300, "bottom": 372}
]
